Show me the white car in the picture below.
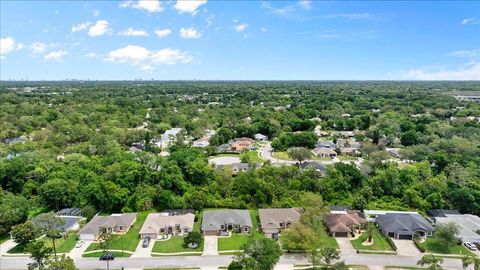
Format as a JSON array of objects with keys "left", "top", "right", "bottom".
[
  {"left": 75, "top": 240, "right": 85, "bottom": 248},
  {"left": 464, "top": 242, "right": 478, "bottom": 251}
]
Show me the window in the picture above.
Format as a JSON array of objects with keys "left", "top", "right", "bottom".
[
  {"left": 234, "top": 225, "right": 239, "bottom": 229},
  {"left": 279, "top": 223, "right": 283, "bottom": 227},
  {"left": 184, "top": 229, "right": 189, "bottom": 233},
  {"left": 244, "top": 227, "right": 249, "bottom": 232},
  {"left": 220, "top": 225, "right": 225, "bottom": 229},
  {"left": 119, "top": 226, "right": 123, "bottom": 231}
]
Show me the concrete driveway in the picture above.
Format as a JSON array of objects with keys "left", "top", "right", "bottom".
[
  {"left": 68, "top": 240, "right": 93, "bottom": 258},
  {"left": 208, "top": 156, "right": 241, "bottom": 166},
  {"left": 0, "top": 239, "right": 17, "bottom": 256},
  {"left": 335, "top": 237, "right": 356, "bottom": 254},
  {"left": 202, "top": 235, "right": 218, "bottom": 256},
  {"left": 131, "top": 238, "right": 153, "bottom": 257},
  {"left": 391, "top": 239, "right": 421, "bottom": 256}
]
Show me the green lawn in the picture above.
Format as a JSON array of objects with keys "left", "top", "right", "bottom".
[
  {"left": 85, "top": 211, "right": 150, "bottom": 252},
  {"left": 211, "top": 153, "right": 240, "bottom": 158},
  {"left": 337, "top": 155, "right": 356, "bottom": 161},
  {"left": 8, "top": 233, "right": 78, "bottom": 254},
  {"left": 311, "top": 156, "right": 332, "bottom": 161},
  {"left": 272, "top": 151, "right": 294, "bottom": 161},
  {"left": 417, "top": 237, "right": 474, "bottom": 256},
  {"left": 218, "top": 210, "right": 265, "bottom": 251},
  {"left": 241, "top": 151, "right": 265, "bottom": 163},
  {"left": 280, "top": 225, "right": 338, "bottom": 250},
  {"left": 0, "top": 233, "right": 10, "bottom": 244},
  {"left": 152, "top": 236, "right": 203, "bottom": 253},
  {"left": 82, "top": 251, "right": 131, "bottom": 257},
  {"left": 351, "top": 229, "right": 393, "bottom": 251}
]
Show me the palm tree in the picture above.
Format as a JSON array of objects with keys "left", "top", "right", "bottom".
[
  {"left": 366, "top": 222, "right": 375, "bottom": 242},
  {"left": 417, "top": 254, "right": 444, "bottom": 270},
  {"left": 463, "top": 255, "right": 480, "bottom": 270}
]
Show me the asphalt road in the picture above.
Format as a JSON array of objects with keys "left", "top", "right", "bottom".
[{"left": 0, "top": 253, "right": 466, "bottom": 270}]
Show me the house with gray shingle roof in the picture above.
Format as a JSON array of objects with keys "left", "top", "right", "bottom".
[
  {"left": 78, "top": 213, "right": 136, "bottom": 241},
  {"left": 428, "top": 210, "right": 480, "bottom": 243},
  {"left": 375, "top": 213, "right": 434, "bottom": 240},
  {"left": 201, "top": 210, "right": 252, "bottom": 235}
]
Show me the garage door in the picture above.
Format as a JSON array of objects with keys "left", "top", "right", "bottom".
[
  {"left": 335, "top": 232, "right": 349, "bottom": 237},
  {"left": 204, "top": 230, "right": 217, "bottom": 236},
  {"left": 79, "top": 234, "right": 95, "bottom": 241},
  {"left": 398, "top": 234, "right": 413, "bottom": 240}
]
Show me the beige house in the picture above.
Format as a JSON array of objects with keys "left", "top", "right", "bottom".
[
  {"left": 78, "top": 213, "right": 137, "bottom": 241},
  {"left": 259, "top": 208, "right": 304, "bottom": 236},
  {"left": 139, "top": 213, "right": 195, "bottom": 239},
  {"left": 325, "top": 211, "right": 366, "bottom": 237},
  {"left": 312, "top": 147, "right": 337, "bottom": 158}
]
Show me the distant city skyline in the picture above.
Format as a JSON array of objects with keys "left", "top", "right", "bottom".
[{"left": 1, "top": 1, "right": 479, "bottom": 80}]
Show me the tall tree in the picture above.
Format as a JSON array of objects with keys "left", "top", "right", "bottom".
[
  {"left": 27, "top": 241, "right": 52, "bottom": 270},
  {"left": 462, "top": 255, "right": 480, "bottom": 270},
  {"left": 435, "top": 222, "right": 460, "bottom": 248},
  {"left": 10, "top": 221, "right": 40, "bottom": 246},
  {"left": 287, "top": 147, "right": 312, "bottom": 163},
  {"left": 45, "top": 255, "right": 79, "bottom": 270},
  {"left": 229, "top": 238, "right": 281, "bottom": 270},
  {"left": 36, "top": 213, "right": 65, "bottom": 261},
  {"left": 417, "top": 254, "right": 444, "bottom": 270}
]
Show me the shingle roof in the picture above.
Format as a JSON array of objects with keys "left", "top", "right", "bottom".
[
  {"left": 78, "top": 213, "right": 136, "bottom": 235},
  {"left": 376, "top": 213, "right": 433, "bottom": 234},
  {"left": 258, "top": 208, "right": 303, "bottom": 230},
  {"left": 232, "top": 163, "right": 249, "bottom": 170},
  {"left": 202, "top": 210, "right": 252, "bottom": 231},
  {"left": 325, "top": 211, "right": 366, "bottom": 234},
  {"left": 140, "top": 213, "right": 195, "bottom": 235},
  {"left": 427, "top": 209, "right": 461, "bottom": 218},
  {"left": 299, "top": 162, "right": 326, "bottom": 171}
]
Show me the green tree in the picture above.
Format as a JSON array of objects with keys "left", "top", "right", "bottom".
[
  {"left": 417, "top": 254, "right": 444, "bottom": 270},
  {"left": 27, "top": 241, "right": 53, "bottom": 270},
  {"left": 462, "top": 255, "right": 480, "bottom": 270},
  {"left": 38, "top": 179, "right": 77, "bottom": 211},
  {"left": 35, "top": 213, "right": 65, "bottom": 261},
  {"left": 229, "top": 238, "right": 281, "bottom": 270},
  {"left": 401, "top": 130, "right": 419, "bottom": 146},
  {"left": 0, "top": 193, "right": 30, "bottom": 234},
  {"left": 11, "top": 221, "right": 40, "bottom": 246},
  {"left": 287, "top": 147, "right": 312, "bottom": 163},
  {"left": 282, "top": 223, "right": 315, "bottom": 251},
  {"left": 435, "top": 222, "right": 460, "bottom": 248},
  {"left": 45, "top": 255, "right": 78, "bottom": 270},
  {"left": 183, "top": 231, "right": 203, "bottom": 247},
  {"left": 366, "top": 222, "right": 375, "bottom": 243},
  {"left": 81, "top": 206, "right": 97, "bottom": 221}
]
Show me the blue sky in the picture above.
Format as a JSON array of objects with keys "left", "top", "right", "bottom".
[{"left": 1, "top": 0, "right": 479, "bottom": 80}]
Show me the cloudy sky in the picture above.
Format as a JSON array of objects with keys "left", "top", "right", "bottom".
[{"left": 1, "top": 0, "right": 479, "bottom": 80}]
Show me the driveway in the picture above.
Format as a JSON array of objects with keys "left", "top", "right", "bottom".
[
  {"left": 202, "top": 235, "right": 218, "bottom": 256},
  {"left": 260, "top": 143, "right": 296, "bottom": 165},
  {"left": 0, "top": 239, "right": 17, "bottom": 256},
  {"left": 335, "top": 237, "right": 356, "bottom": 254},
  {"left": 68, "top": 240, "right": 93, "bottom": 258},
  {"left": 391, "top": 239, "right": 421, "bottom": 256},
  {"left": 131, "top": 238, "right": 153, "bottom": 257},
  {"left": 208, "top": 157, "right": 241, "bottom": 166}
]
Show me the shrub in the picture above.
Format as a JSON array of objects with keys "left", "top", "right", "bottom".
[{"left": 414, "top": 239, "right": 425, "bottom": 253}]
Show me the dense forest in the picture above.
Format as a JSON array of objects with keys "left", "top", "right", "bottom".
[{"left": 1, "top": 81, "right": 479, "bottom": 235}]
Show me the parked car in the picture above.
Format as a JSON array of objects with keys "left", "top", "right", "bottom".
[
  {"left": 75, "top": 240, "right": 85, "bottom": 248},
  {"left": 473, "top": 242, "right": 480, "bottom": 249},
  {"left": 464, "top": 242, "right": 478, "bottom": 251},
  {"left": 271, "top": 233, "right": 278, "bottom": 241},
  {"left": 99, "top": 252, "right": 115, "bottom": 261},
  {"left": 142, "top": 237, "right": 150, "bottom": 248}
]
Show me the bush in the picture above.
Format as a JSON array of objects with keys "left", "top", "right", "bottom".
[
  {"left": 386, "top": 237, "right": 397, "bottom": 251},
  {"left": 184, "top": 231, "right": 203, "bottom": 247},
  {"left": 414, "top": 239, "right": 425, "bottom": 253}
]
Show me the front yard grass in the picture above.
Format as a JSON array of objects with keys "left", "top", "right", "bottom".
[
  {"left": 272, "top": 151, "right": 294, "bottom": 161},
  {"left": 337, "top": 155, "right": 356, "bottom": 161},
  {"left": 85, "top": 211, "right": 150, "bottom": 253},
  {"left": 310, "top": 156, "right": 332, "bottom": 161},
  {"left": 0, "top": 232, "right": 10, "bottom": 244},
  {"left": 218, "top": 209, "right": 265, "bottom": 251},
  {"left": 417, "top": 237, "right": 474, "bottom": 256},
  {"left": 350, "top": 229, "right": 393, "bottom": 251},
  {"left": 8, "top": 232, "right": 78, "bottom": 254},
  {"left": 152, "top": 236, "right": 203, "bottom": 253},
  {"left": 241, "top": 151, "right": 265, "bottom": 163}
]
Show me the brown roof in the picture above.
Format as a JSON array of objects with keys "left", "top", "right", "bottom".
[
  {"left": 325, "top": 211, "right": 366, "bottom": 234},
  {"left": 259, "top": 208, "right": 304, "bottom": 230}
]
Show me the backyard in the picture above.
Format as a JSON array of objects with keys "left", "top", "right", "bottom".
[
  {"left": 272, "top": 151, "right": 294, "bottom": 161},
  {"left": 350, "top": 229, "right": 394, "bottom": 251},
  {"left": 218, "top": 210, "right": 265, "bottom": 251},
  {"left": 85, "top": 211, "right": 150, "bottom": 254},
  {"left": 416, "top": 237, "right": 475, "bottom": 256}
]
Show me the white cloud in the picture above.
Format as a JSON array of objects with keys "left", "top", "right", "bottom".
[
  {"left": 93, "top": 10, "right": 100, "bottom": 17},
  {"left": 448, "top": 49, "right": 480, "bottom": 58},
  {"left": 324, "top": 13, "right": 371, "bottom": 20},
  {"left": 402, "top": 62, "right": 480, "bottom": 80},
  {"left": 174, "top": 0, "right": 207, "bottom": 14},
  {"left": 72, "top": 22, "right": 92, "bottom": 32},
  {"left": 88, "top": 20, "right": 110, "bottom": 37},
  {"left": 461, "top": 16, "right": 480, "bottom": 25},
  {"left": 118, "top": 27, "right": 149, "bottom": 36},
  {"left": 105, "top": 45, "right": 192, "bottom": 70},
  {"left": 44, "top": 50, "right": 68, "bottom": 60},
  {"left": 16, "top": 43, "right": 24, "bottom": 50},
  {"left": 261, "top": 2, "right": 296, "bottom": 15},
  {"left": 154, "top": 28, "right": 172, "bottom": 38},
  {"left": 84, "top": 52, "right": 98, "bottom": 58},
  {"left": 0, "top": 37, "right": 16, "bottom": 55},
  {"left": 179, "top": 27, "right": 202, "bottom": 39},
  {"left": 261, "top": 27, "right": 267, "bottom": 32},
  {"left": 30, "top": 42, "right": 48, "bottom": 54},
  {"left": 298, "top": 0, "right": 312, "bottom": 10},
  {"left": 234, "top": 23, "right": 248, "bottom": 32},
  {"left": 120, "top": 0, "right": 163, "bottom": 13}
]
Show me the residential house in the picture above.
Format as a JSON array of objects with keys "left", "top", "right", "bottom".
[
  {"left": 259, "top": 208, "right": 304, "bottom": 236},
  {"left": 428, "top": 209, "right": 480, "bottom": 243},
  {"left": 33, "top": 209, "right": 85, "bottom": 234},
  {"left": 325, "top": 210, "right": 367, "bottom": 237},
  {"left": 312, "top": 147, "right": 337, "bottom": 158},
  {"left": 139, "top": 213, "right": 195, "bottom": 239},
  {"left": 363, "top": 210, "right": 420, "bottom": 222},
  {"left": 156, "top": 128, "right": 183, "bottom": 148},
  {"left": 78, "top": 213, "right": 136, "bottom": 241},
  {"left": 230, "top": 138, "right": 253, "bottom": 152},
  {"left": 254, "top": 133, "right": 268, "bottom": 141},
  {"left": 192, "top": 137, "right": 210, "bottom": 148},
  {"left": 316, "top": 140, "right": 336, "bottom": 149},
  {"left": 299, "top": 162, "right": 327, "bottom": 176},
  {"left": 375, "top": 213, "right": 434, "bottom": 240},
  {"left": 386, "top": 148, "right": 401, "bottom": 158},
  {"left": 340, "top": 148, "right": 359, "bottom": 156},
  {"left": 201, "top": 210, "right": 252, "bottom": 235},
  {"left": 232, "top": 163, "right": 249, "bottom": 176}
]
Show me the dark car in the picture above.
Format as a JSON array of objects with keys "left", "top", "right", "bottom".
[
  {"left": 99, "top": 252, "right": 115, "bottom": 261},
  {"left": 271, "top": 233, "right": 279, "bottom": 241},
  {"left": 474, "top": 242, "right": 480, "bottom": 249},
  {"left": 142, "top": 237, "right": 151, "bottom": 248}
]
